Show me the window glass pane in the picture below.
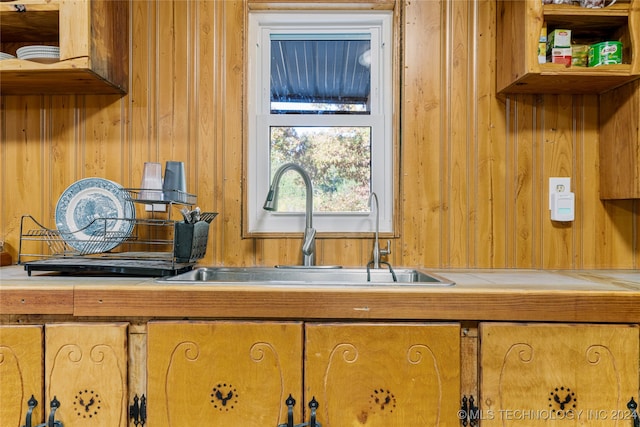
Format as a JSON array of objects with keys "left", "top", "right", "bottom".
[
  {"left": 270, "top": 126, "right": 371, "bottom": 212},
  {"left": 270, "top": 38, "right": 371, "bottom": 114}
]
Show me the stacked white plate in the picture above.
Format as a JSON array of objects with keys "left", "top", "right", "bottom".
[
  {"left": 0, "top": 52, "right": 16, "bottom": 60},
  {"left": 16, "top": 45, "right": 60, "bottom": 63}
]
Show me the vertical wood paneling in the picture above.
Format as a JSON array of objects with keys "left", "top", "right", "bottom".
[
  {"left": 81, "top": 96, "right": 128, "bottom": 183},
  {"left": 401, "top": 0, "right": 443, "bottom": 267},
  {"left": 447, "top": 0, "right": 470, "bottom": 268},
  {"left": 219, "top": 0, "right": 255, "bottom": 266},
  {"left": 540, "top": 95, "right": 575, "bottom": 268},
  {"left": 575, "top": 95, "right": 600, "bottom": 268},
  {"left": 0, "top": 0, "right": 638, "bottom": 269},
  {"left": 47, "top": 96, "right": 78, "bottom": 223},
  {"left": 157, "top": 1, "right": 190, "bottom": 163},
  {"left": 194, "top": 0, "right": 220, "bottom": 261},
  {"left": 3, "top": 96, "right": 44, "bottom": 252},
  {"left": 130, "top": 0, "right": 156, "bottom": 187},
  {"left": 511, "top": 95, "right": 535, "bottom": 268},
  {"left": 636, "top": 200, "right": 639, "bottom": 267},
  {"left": 601, "top": 200, "right": 636, "bottom": 267},
  {"left": 476, "top": 0, "right": 507, "bottom": 269}
]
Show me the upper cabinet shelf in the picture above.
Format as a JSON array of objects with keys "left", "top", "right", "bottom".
[
  {"left": 0, "top": 0, "right": 128, "bottom": 95},
  {"left": 497, "top": 0, "right": 640, "bottom": 94}
]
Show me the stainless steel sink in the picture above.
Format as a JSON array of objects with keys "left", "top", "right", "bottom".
[{"left": 159, "top": 266, "right": 454, "bottom": 286}]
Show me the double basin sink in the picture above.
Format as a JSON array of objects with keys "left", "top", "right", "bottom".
[{"left": 160, "top": 266, "right": 455, "bottom": 286}]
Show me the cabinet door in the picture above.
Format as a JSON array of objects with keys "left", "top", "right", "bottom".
[
  {"left": 480, "top": 323, "right": 639, "bottom": 426},
  {"left": 0, "top": 325, "right": 43, "bottom": 426},
  {"left": 45, "top": 322, "right": 129, "bottom": 427},
  {"left": 305, "top": 323, "right": 461, "bottom": 426},
  {"left": 147, "top": 321, "right": 304, "bottom": 426}
]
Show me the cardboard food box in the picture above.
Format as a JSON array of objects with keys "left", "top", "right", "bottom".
[
  {"left": 547, "top": 29, "right": 572, "bottom": 51},
  {"left": 538, "top": 25, "right": 548, "bottom": 64},
  {"left": 539, "top": 24, "right": 547, "bottom": 43},
  {"left": 549, "top": 47, "right": 572, "bottom": 66},
  {"left": 588, "top": 41, "right": 623, "bottom": 67},
  {"left": 539, "top": 42, "right": 547, "bottom": 64},
  {"left": 571, "top": 45, "right": 589, "bottom": 67}
]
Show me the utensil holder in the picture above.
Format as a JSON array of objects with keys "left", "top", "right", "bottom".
[{"left": 174, "top": 221, "right": 210, "bottom": 263}]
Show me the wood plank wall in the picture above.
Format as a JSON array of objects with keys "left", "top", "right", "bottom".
[{"left": 1, "top": 0, "right": 638, "bottom": 270}]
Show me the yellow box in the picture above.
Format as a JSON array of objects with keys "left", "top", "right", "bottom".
[
  {"left": 538, "top": 42, "right": 547, "bottom": 63},
  {"left": 540, "top": 24, "right": 547, "bottom": 43},
  {"left": 571, "top": 44, "right": 589, "bottom": 67}
]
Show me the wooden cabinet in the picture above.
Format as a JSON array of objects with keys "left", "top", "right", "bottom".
[
  {"left": 0, "top": 325, "right": 43, "bottom": 426},
  {"left": 599, "top": 80, "right": 640, "bottom": 199},
  {"left": 147, "top": 321, "right": 305, "bottom": 426},
  {"left": 8, "top": 318, "right": 638, "bottom": 427},
  {"left": 497, "top": 0, "right": 640, "bottom": 94},
  {"left": 147, "top": 321, "right": 461, "bottom": 426},
  {"left": 305, "top": 322, "right": 461, "bottom": 426},
  {"left": 0, "top": 0, "right": 128, "bottom": 95},
  {"left": 0, "top": 323, "right": 129, "bottom": 427},
  {"left": 480, "top": 323, "right": 639, "bottom": 426}
]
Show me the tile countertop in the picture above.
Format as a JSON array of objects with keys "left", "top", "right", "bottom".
[{"left": 1, "top": 266, "right": 640, "bottom": 323}]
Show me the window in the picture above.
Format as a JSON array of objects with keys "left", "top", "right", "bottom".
[{"left": 247, "top": 11, "right": 393, "bottom": 234}]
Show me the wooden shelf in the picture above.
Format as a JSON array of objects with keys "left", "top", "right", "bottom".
[
  {"left": 0, "top": 59, "right": 127, "bottom": 94},
  {"left": 543, "top": 3, "right": 629, "bottom": 19},
  {"left": 0, "top": 0, "right": 128, "bottom": 95},
  {"left": 500, "top": 64, "right": 637, "bottom": 94},
  {"left": 0, "top": 3, "right": 59, "bottom": 42},
  {"left": 497, "top": 0, "right": 640, "bottom": 94}
]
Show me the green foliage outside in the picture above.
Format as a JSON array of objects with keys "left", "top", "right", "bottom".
[{"left": 270, "top": 126, "right": 371, "bottom": 212}]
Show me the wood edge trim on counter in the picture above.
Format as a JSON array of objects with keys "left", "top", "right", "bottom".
[
  {"left": 0, "top": 288, "right": 74, "bottom": 315},
  {"left": 72, "top": 287, "right": 640, "bottom": 323}
]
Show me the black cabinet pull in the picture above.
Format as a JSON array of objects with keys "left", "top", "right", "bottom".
[
  {"left": 21, "top": 395, "right": 38, "bottom": 427},
  {"left": 627, "top": 397, "right": 639, "bottom": 427},
  {"left": 286, "top": 394, "right": 296, "bottom": 427},
  {"left": 460, "top": 395, "right": 478, "bottom": 427},
  {"left": 129, "top": 394, "right": 147, "bottom": 427},
  {"left": 308, "top": 397, "right": 320, "bottom": 427},
  {"left": 33, "top": 396, "right": 62, "bottom": 427},
  {"left": 278, "top": 395, "right": 321, "bottom": 427}
]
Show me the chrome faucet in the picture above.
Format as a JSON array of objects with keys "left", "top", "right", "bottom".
[
  {"left": 263, "top": 163, "right": 316, "bottom": 266},
  {"left": 368, "top": 192, "right": 391, "bottom": 268}
]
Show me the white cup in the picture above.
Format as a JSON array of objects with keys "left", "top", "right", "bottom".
[{"left": 140, "top": 162, "right": 166, "bottom": 212}]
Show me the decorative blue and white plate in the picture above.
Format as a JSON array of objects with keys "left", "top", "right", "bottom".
[{"left": 55, "top": 178, "right": 135, "bottom": 253}]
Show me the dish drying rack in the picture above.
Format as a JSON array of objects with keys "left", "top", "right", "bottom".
[{"left": 18, "top": 189, "right": 216, "bottom": 276}]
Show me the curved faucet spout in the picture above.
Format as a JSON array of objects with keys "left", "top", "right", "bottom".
[
  {"left": 368, "top": 192, "right": 390, "bottom": 269},
  {"left": 369, "top": 193, "right": 381, "bottom": 268},
  {"left": 264, "top": 163, "right": 316, "bottom": 266}
]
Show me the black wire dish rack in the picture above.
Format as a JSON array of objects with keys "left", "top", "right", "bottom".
[{"left": 18, "top": 189, "right": 217, "bottom": 276}]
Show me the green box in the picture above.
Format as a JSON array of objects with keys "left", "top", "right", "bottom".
[{"left": 588, "top": 42, "right": 622, "bottom": 67}]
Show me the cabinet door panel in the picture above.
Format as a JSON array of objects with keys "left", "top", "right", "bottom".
[
  {"left": 480, "top": 323, "right": 639, "bottom": 426},
  {"left": 0, "top": 325, "right": 43, "bottom": 426},
  {"left": 305, "top": 323, "right": 461, "bottom": 426},
  {"left": 45, "top": 322, "right": 129, "bottom": 427},
  {"left": 147, "top": 321, "right": 304, "bottom": 426}
]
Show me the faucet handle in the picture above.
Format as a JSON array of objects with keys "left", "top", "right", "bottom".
[
  {"left": 302, "top": 228, "right": 316, "bottom": 255},
  {"left": 380, "top": 239, "right": 391, "bottom": 256}
]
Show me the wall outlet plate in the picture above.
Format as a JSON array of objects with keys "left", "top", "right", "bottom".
[{"left": 549, "top": 177, "right": 571, "bottom": 208}]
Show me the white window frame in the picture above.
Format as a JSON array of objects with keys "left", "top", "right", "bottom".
[{"left": 246, "top": 10, "right": 393, "bottom": 235}]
